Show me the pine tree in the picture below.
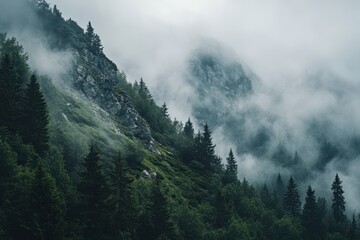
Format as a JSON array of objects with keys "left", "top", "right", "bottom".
[
  {"left": 201, "top": 123, "right": 216, "bottom": 170},
  {"left": 183, "top": 118, "right": 194, "bottom": 140},
  {"left": 331, "top": 173, "right": 346, "bottom": 223},
  {"left": 109, "top": 154, "right": 135, "bottom": 237},
  {"left": 302, "top": 186, "right": 322, "bottom": 240},
  {"left": 225, "top": 148, "right": 237, "bottom": 183},
  {"left": 283, "top": 176, "right": 301, "bottom": 216},
  {"left": 21, "top": 74, "right": 49, "bottom": 155},
  {"left": 85, "top": 21, "right": 95, "bottom": 39},
  {"left": 31, "top": 161, "right": 65, "bottom": 240},
  {"left": 78, "top": 146, "right": 110, "bottom": 240},
  {"left": 0, "top": 54, "right": 23, "bottom": 133},
  {"left": 0, "top": 34, "right": 29, "bottom": 84},
  {"left": 92, "top": 34, "right": 103, "bottom": 52},
  {"left": 161, "top": 103, "right": 170, "bottom": 119},
  {"left": 52, "top": 5, "right": 62, "bottom": 18}
]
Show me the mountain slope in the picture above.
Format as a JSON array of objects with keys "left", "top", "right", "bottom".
[{"left": 0, "top": 1, "right": 357, "bottom": 240}]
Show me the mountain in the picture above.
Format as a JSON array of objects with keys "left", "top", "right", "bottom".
[
  {"left": 0, "top": 1, "right": 357, "bottom": 239},
  {"left": 189, "top": 48, "right": 252, "bottom": 128}
]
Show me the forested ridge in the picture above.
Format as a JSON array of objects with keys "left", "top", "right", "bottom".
[{"left": 0, "top": 1, "right": 359, "bottom": 240}]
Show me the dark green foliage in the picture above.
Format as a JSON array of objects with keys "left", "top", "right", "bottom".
[
  {"left": 283, "top": 176, "right": 301, "bottom": 216},
  {"left": 183, "top": 118, "right": 194, "bottom": 139},
  {"left": 0, "top": 5, "right": 357, "bottom": 240},
  {"left": 302, "top": 186, "right": 323, "bottom": 240},
  {"left": 0, "top": 54, "right": 23, "bottom": 132},
  {"left": 21, "top": 74, "right": 49, "bottom": 155},
  {"left": 78, "top": 146, "right": 110, "bottom": 240},
  {"left": 214, "top": 189, "right": 226, "bottom": 228},
  {"left": 0, "top": 34, "right": 29, "bottom": 84},
  {"left": 30, "top": 161, "right": 65, "bottom": 240},
  {"left": 176, "top": 207, "right": 204, "bottom": 240},
  {"left": 85, "top": 22, "right": 103, "bottom": 53},
  {"left": 150, "top": 180, "right": 176, "bottom": 240},
  {"left": 331, "top": 173, "right": 346, "bottom": 223},
  {"left": 109, "top": 154, "right": 135, "bottom": 237},
  {"left": 272, "top": 215, "right": 302, "bottom": 240},
  {"left": 194, "top": 123, "right": 216, "bottom": 170},
  {"left": 225, "top": 149, "right": 237, "bottom": 183},
  {"left": 348, "top": 215, "right": 357, "bottom": 240}
]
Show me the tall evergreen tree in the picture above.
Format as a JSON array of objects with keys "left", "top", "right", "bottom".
[
  {"left": 161, "top": 102, "right": 170, "bottom": 119},
  {"left": 85, "top": 21, "right": 95, "bottom": 39},
  {"left": 109, "top": 154, "right": 135, "bottom": 237},
  {"left": 225, "top": 148, "right": 237, "bottom": 183},
  {"left": 52, "top": 5, "right": 62, "bottom": 18},
  {"left": 302, "top": 186, "right": 322, "bottom": 240},
  {"left": 200, "top": 123, "right": 216, "bottom": 170},
  {"left": 78, "top": 146, "right": 110, "bottom": 240},
  {"left": 331, "top": 173, "right": 346, "bottom": 223},
  {"left": 0, "top": 54, "right": 23, "bottom": 132},
  {"left": 85, "top": 22, "right": 103, "bottom": 52},
  {"left": 183, "top": 118, "right": 194, "bottom": 140},
  {"left": 0, "top": 34, "right": 29, "bottom": 84},
  {"left": 283, "top": 176, "right": 301, "bottom": 216},
  {"left": 31, "top": 161, "right": 65, "bottom": 240},
  {"left": 21, "top": 74, "right": 49, "bottom": 155}
]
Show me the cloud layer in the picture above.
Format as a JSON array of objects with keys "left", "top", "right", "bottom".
[{"left": 6, "top": 0, "right": 360, "bottom": 211}]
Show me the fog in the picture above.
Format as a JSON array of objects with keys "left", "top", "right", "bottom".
[{"left": 2, "top": 0, "right": 360, "bottom": 211}]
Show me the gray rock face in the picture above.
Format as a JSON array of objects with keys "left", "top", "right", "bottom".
[
  {"left": 190, "top": 51, "right": 252, "bottom": 99},
  {"left": 188, "top": 49, "right": 252, "bottom": 128},
  {"left": 70, "top": 48, "right": 153, "bottom": 145}
]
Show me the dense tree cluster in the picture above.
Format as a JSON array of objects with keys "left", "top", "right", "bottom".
[{"left": 1, "top": 3, "right": 359, "bottom": 239}]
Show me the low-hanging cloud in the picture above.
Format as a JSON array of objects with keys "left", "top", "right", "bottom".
[{"left": 13, "top": 0, "right": 360, "bottom": 211}]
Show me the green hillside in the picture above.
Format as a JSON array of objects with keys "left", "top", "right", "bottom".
[{"left": 0, "top": 1, "right": 357, "bottom": 240}]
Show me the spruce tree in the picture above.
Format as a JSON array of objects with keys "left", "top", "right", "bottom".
[
  {"left": 52, "top": 5, "right": 62, "bottom": 18},
  {"left": 92, "top": 34, "right": 103, "bottom": 52},
  {"left": 109, "top": 154, "right": 135, "bottom": 237},
  {"left": 78, "top": 146, "right": 110, "bottom": 240},
  {"left": 201, "top": 123, "right": 215, "bottom": 170},
  {"left": 161, "top": 103, "right": 170, "bottom": 119},
  {"left": 302, "top": 186, "right": 322, "bottom": 240},
  {"left": 0, "top": 35, "right": 29, "bottom": 84},
  {"left": 331, "top": 173, "right": 346, "bottom": 223},
  {"left": 283, "top": 176, "right": 301, "bottom": 216},
  {"left": 225, "top": 148, "right": 237, "bottom": 183},
  {"left": 183, "top": 118, "right": 194, "bottom": 139},
  {"left": 31, "top": 161, "right": 65, "bottom": 240},
  {"left": 0, "top": 54, "right": 23, "bottom": 133},
  {"left": 85, "top": 21, "right": 95, "bottom": 39},
  {"left": 21, "top": 74, "right": 49, "bottom": 155}
]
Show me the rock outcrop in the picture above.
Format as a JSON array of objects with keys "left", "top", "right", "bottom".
[{"left": 70, "top": 48, "right": 153, "bottom": 145}]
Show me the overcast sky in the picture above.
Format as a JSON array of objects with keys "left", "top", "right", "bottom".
[{"left": 50, "top": 0, "right": 360, "bottom": 84}]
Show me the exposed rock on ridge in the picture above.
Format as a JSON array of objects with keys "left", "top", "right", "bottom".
[{"left": 71, "top": 48, "right": 153, "bottom": 145}]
